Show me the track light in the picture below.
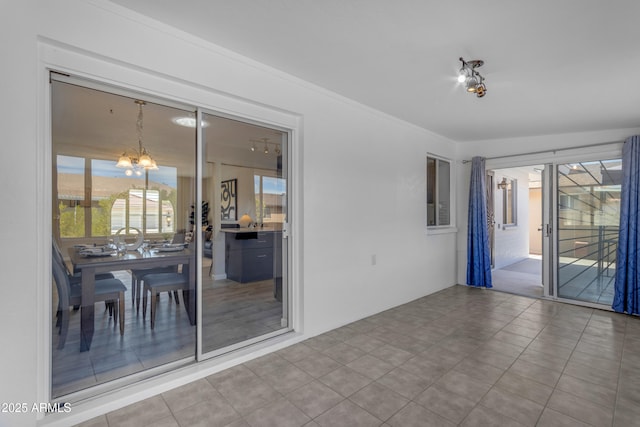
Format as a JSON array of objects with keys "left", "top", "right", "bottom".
[
  {"left": 458, "top": 57, "right": 487, "bottom": 98},
  {"left": 249, "top": 138, "right": 281, "bottom": 156}
]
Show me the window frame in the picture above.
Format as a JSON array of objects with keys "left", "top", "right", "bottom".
[
  {"left": 254, "top": 171, "right": 286, "bottom": 225},
  {"left": 502, "top": 177, "right": 517, "bottom": 227},
  {"left": 426, "top": 154, "right": 454, "bottom": 229}
]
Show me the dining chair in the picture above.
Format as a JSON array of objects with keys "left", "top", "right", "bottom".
[
  {"left": 130, "top": 231, "right": 185, "bottom": 312},
  {"left": 53, "top": 239, "right": 115, "bottom": 285},
  {"left": 203, "top": 230, "right": 214, "bottom": 276},
  {"left": 52, "top": 239, "right": 115, "bottom": 316},
  {"left": 52, "top": 245, "right": 127, "bottom": 349},
  {"left": 141, "top": 272, "right": 188, "bottom": 329},
  {"left": 131, "top": 266, "right": 177, "bottom": 313}
]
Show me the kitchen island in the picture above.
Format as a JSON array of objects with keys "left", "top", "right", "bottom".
[{"left": 220, "top": 227, "right": 282, "bottom": 284}]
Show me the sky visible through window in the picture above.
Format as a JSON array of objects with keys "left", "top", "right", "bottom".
[{"left": 255, "top": 175, "right": 286, "bottom": 194}]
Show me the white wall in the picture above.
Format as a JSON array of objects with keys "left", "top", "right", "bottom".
[
  {"left": 2, "top": 1, "right": 458, "bottom": 426},
  {"left": 455, "top": 129, "right": 640, "bottom": 285},
  {"left": 1, "top": 3, "right": 39, "bottom": 427},
  {"left": 491, "top": 168, "right": 530, "bottom": 270}
]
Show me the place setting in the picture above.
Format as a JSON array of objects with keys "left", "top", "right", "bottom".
[{"left": 77, "top": 245, "right": 117, "bottom": 257}]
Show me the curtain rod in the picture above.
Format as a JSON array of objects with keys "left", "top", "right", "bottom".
[{"left": 461, "top": 140, "right": 623, "bottom": 164}]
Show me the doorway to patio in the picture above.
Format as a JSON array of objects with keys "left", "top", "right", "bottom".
[
  {"left": 487, "top": 157, "right": 622, "bottom": 307},
  {"left": 488, "top": 165, "right": 544, "bottom": 298}
]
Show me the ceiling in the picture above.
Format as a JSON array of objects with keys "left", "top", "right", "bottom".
[
  {"left": 108, "top": 0, "right": 640, "bottom": 142},
  {"left": 52, "top": 80, "right": 285, "bottom": 172}
]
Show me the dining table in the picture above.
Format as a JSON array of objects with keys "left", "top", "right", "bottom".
[{"left": 68, "top": 246, "right": 196, "bottom": 352}]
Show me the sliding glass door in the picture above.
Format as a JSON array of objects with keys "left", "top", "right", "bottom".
[
  {"left": 50, "top": 76, "right": 292, "bottom": 402},
  {"left": 555, "top": 159, "right": 622, "bottom": 305},
  {"left": 200, "top": 113, "right": 289, "bottom": 356}
]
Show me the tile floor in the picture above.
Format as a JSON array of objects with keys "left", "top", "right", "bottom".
[
  {"left": 75, "top": 285, "right": 640, "bottom": 427},
  {"left": 492, "top": 257, "right": 543, "bottom": 299}
]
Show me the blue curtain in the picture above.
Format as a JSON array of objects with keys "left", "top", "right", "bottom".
[
  {"left": 613, "top": 136, "right": 640, "bottom": 314},
  {"left": 467, "top": 156, "right": 492, "bottom": 287}
]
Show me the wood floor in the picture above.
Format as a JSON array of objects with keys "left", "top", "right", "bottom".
[{"left": 51, "top": 266, "right": 284, "bottom": 398}]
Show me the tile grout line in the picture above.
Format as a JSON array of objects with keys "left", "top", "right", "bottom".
[
  {"left": 535, "top": 309, "right": 604, "bottom": 427},
  {"left": 611, "top": 314, "right": 629, "bottom": 427},
  {"left": 457, "top": 296, "right": 543, "bottom": 426}
]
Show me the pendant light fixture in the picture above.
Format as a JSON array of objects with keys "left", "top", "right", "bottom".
[{"left": 116, "top": 99, "right": 158, "bottom": 176}]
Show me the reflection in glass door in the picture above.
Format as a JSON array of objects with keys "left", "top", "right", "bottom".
[
  {"left": 200, "top": 113, "right": 289, "bottom": 355},
  {"left": 556, "top": 159, "right": 622, "bottom": 305},
  {"left": 51, "top": 78, "right": 197, "bottom": 399}
]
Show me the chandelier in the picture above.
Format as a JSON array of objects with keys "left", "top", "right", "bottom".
[
  {"left": 457, "top": 57, "right": 487, "bottom": 98},
  {"left": 116, "top": 100, "right": 158, "bottom": 176}
]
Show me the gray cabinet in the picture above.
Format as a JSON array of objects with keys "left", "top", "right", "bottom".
[{"left": 225, "top": 231, "right": 280, "bottom": 283}]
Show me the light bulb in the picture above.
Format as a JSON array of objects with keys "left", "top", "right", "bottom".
[
  {"left": 116, "top": 154, "right": 133, "bottom": 168},
  {"left": 457, "top": 66, "right": 468, "bottom": 83},
  {"left": 138, "top": 152, "right": 152, "bottom": 167}
]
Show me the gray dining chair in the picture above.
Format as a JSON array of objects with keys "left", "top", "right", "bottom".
[
  {"left": 131, "top": 266, "right": 177, "bottom": 313},
  {"left": 52, "top": 245, "right": 127, "bottom": 349},
  {"left": 141, "top": 272, "right": 188, "bottom": 329},
  {"left": 52, "top": 239, "right": 115, "bottom": 315},
  {"left": 203, "top": 230, "right": 214, "bottom": 276},
  {"left": 130, "top": 231, "right": 185, "bottom": 312},
  {"left": 53, "top": 239, "right": 115, "bottom": 285}
]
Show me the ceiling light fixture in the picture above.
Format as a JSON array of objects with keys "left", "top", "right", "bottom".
[
  {"left": 116, "top": 100, "right": 158, "bottom": 176},
  {"left": 497, "top": 177, "right": 508, "bottom": 190},
  {"left": 249, "top": 138, "right": 281, "bottom": 155},
  {"left": 172, "top": 116, "right": 209, "bottom": 128},
  {"left": 458, "top": 57, "right": 487, "bottom": 98}
]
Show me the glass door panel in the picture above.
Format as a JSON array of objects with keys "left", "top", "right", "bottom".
[
  {"left": 51, "top": 78, "right": 197, "bottom": 399},
  {"left": 201, "top": 113, "right": 288, "bottom": 355},
  {"left": 556, "top": 159, "right": 622, "bottom": 305}
]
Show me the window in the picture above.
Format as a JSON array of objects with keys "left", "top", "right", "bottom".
[
  {"left": 502, "top": 178, "right": 517, "bottom": 226},
  {"left": 426, "top": 156, "right": 451, "bottom": 227},
  {"left": 56, "top": 154, "right": 177, "bottom": 238},
  {"left": 254, "top": 173, "right": 286, "bottom": 224},
  {"left": 109, "top": 166, "right": 177, "bottom": 236},
  {"left": 56, "top": 155, "right": 86, "bottom": 238}
]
